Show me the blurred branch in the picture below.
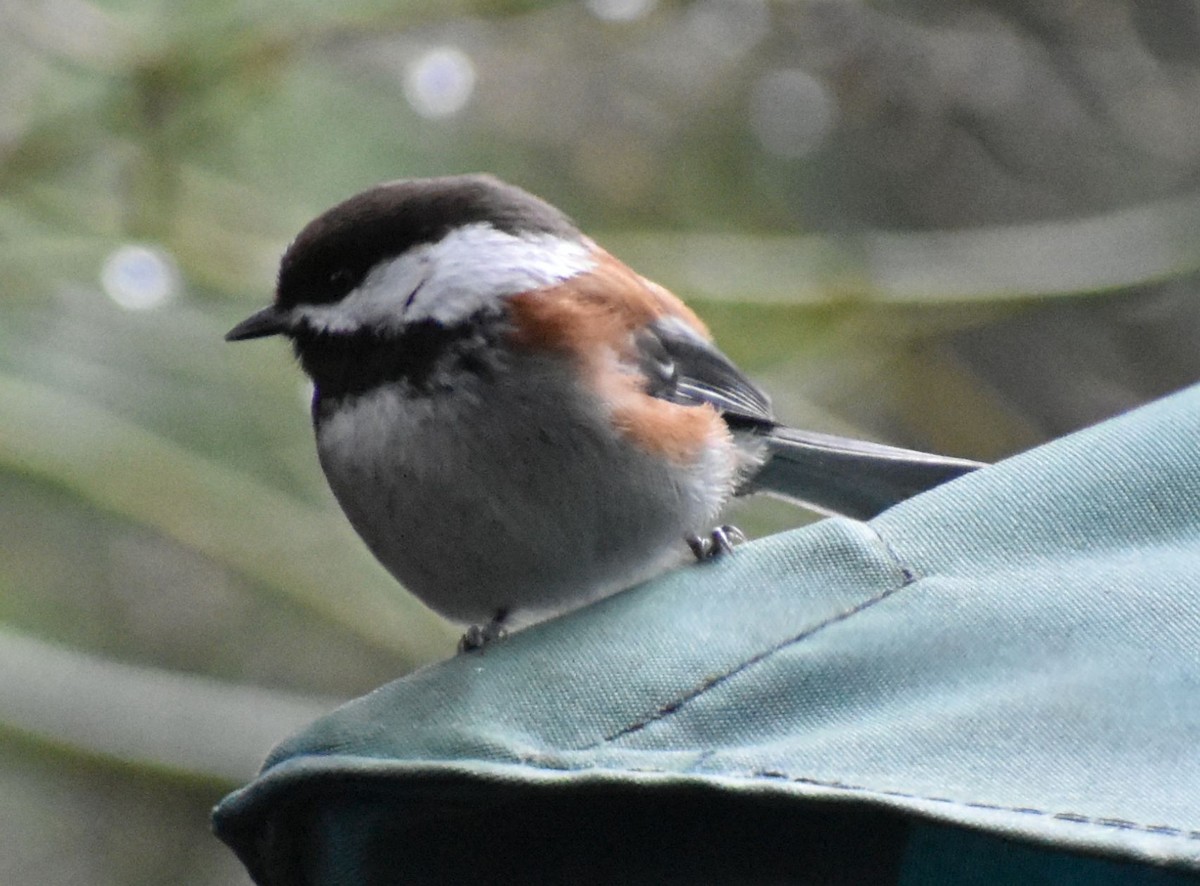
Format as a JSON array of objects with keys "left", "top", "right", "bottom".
[
  {"left": 600, "top": 190, "right": 1200, "bottom": 304},
  {"left": 0, "top": 374, "right": 456, "bottom": 662},
  {"left": 0, "top": 623, "right": 334, "bottom": 782}
]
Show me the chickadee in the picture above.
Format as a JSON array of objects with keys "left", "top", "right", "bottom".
[{"left": 227, "top": 174, "right": 982, "bottom": 648}]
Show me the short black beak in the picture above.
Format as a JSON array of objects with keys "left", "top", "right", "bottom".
[{"left": 225, "top": 305, "right": 290, "bottom": 341}]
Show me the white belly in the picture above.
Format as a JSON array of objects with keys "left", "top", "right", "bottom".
[{"left": 314, "top": 357, "right": 733, "bottom": 624}]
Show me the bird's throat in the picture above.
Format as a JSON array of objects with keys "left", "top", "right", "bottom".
[{"left": 296, "top": 313, "right": 504, "bottom": 406}]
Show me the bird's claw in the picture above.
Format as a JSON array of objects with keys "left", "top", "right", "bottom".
[
  {"left": 457, "top": 611, "right": 509, "bottom": 654},
  {"left": 686, "top": 524, "right": 747, "bottom": 561}
]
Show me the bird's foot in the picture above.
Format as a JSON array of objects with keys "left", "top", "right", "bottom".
[
  {"left": 457, "top": 610, "right": 510, "bottom": 654},
  {"left": 686, "top": 525, "right": 747, "bottom": 561}
]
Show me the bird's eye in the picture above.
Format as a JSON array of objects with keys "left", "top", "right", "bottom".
[{"left": 329, "top": 268, "right": 352, "bottom": 287}]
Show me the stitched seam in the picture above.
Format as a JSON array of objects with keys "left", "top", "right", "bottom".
[
  {"left": 537, "top": 522, "right": 1199, "bottom": 842},
  {"left": 749, "top": 770, "right": 1200, "bottom": 840},
  {"left": 507, "top": 758, "right": 1199, "bottom": 840},
  {"left": 866, "top": 521, "right": 917, "bottom": 585},
  {"left": 595, "top": 522, "right": 918, "bottom": 745}
]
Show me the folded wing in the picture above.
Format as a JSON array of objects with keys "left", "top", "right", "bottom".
[{"left": 642, "top": 317, "right": 985, "bottom": 520}]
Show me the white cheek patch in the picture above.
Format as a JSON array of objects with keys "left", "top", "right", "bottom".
[
  {"left": 296, "top": 252, "right": 432, "bottom": 334},
  {"left": 407, "top": 225, "right": 596, "bottom": 324},
  {"left": 293, "top": 223, "right": 596, "bottom": 333}
]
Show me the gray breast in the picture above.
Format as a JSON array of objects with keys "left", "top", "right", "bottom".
[{"left": 313, "top": 352, "right": 727, "bottom": 624}]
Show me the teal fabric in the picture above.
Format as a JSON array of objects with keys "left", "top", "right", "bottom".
[{"left": 214, "top": 385, "right": 1200, "bottom": 885}]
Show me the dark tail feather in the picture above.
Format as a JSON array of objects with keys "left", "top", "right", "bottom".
[{"left": 743, "top": 426, "right": 986, "bottom": 520}]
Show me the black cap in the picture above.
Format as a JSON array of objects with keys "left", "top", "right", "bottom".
[{"left": 274, "top": 174, "right": 581, "bottom": 311}]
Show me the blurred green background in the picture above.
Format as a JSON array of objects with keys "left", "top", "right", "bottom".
[{"left": 3, "top": 0, "right": 1200, "bottom": 881}]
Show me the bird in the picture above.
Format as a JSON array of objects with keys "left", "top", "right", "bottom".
[{"left": 226, "top": 174, "right": 984, "bottom": 649}]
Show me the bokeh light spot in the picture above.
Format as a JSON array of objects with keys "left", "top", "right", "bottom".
[
  {"left": 585, "top": 0, "right": 657, "bottom": 22},
  {"left": 100, "top": 244, "right": 180, "bottom": 310},
  {"left": 404, "top": 46, "right": 476, "bottom": 119},
  {"left": 749, "top": 69, "right": 836, "bottom": 159}
]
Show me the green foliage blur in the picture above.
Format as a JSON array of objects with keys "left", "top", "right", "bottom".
[{"left": 3, "top": 0, "right": 1200, "bottom": 881}]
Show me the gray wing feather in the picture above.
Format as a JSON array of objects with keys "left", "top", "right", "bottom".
[
  {"left": 641, "top": 318, "right": 774, "bottom": 423},
  {"left": 640, "top": 318, "right": 985, "bottom": 519},
  {"left": 746, "top": 427, "right": 986, "bottom": 520}
]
